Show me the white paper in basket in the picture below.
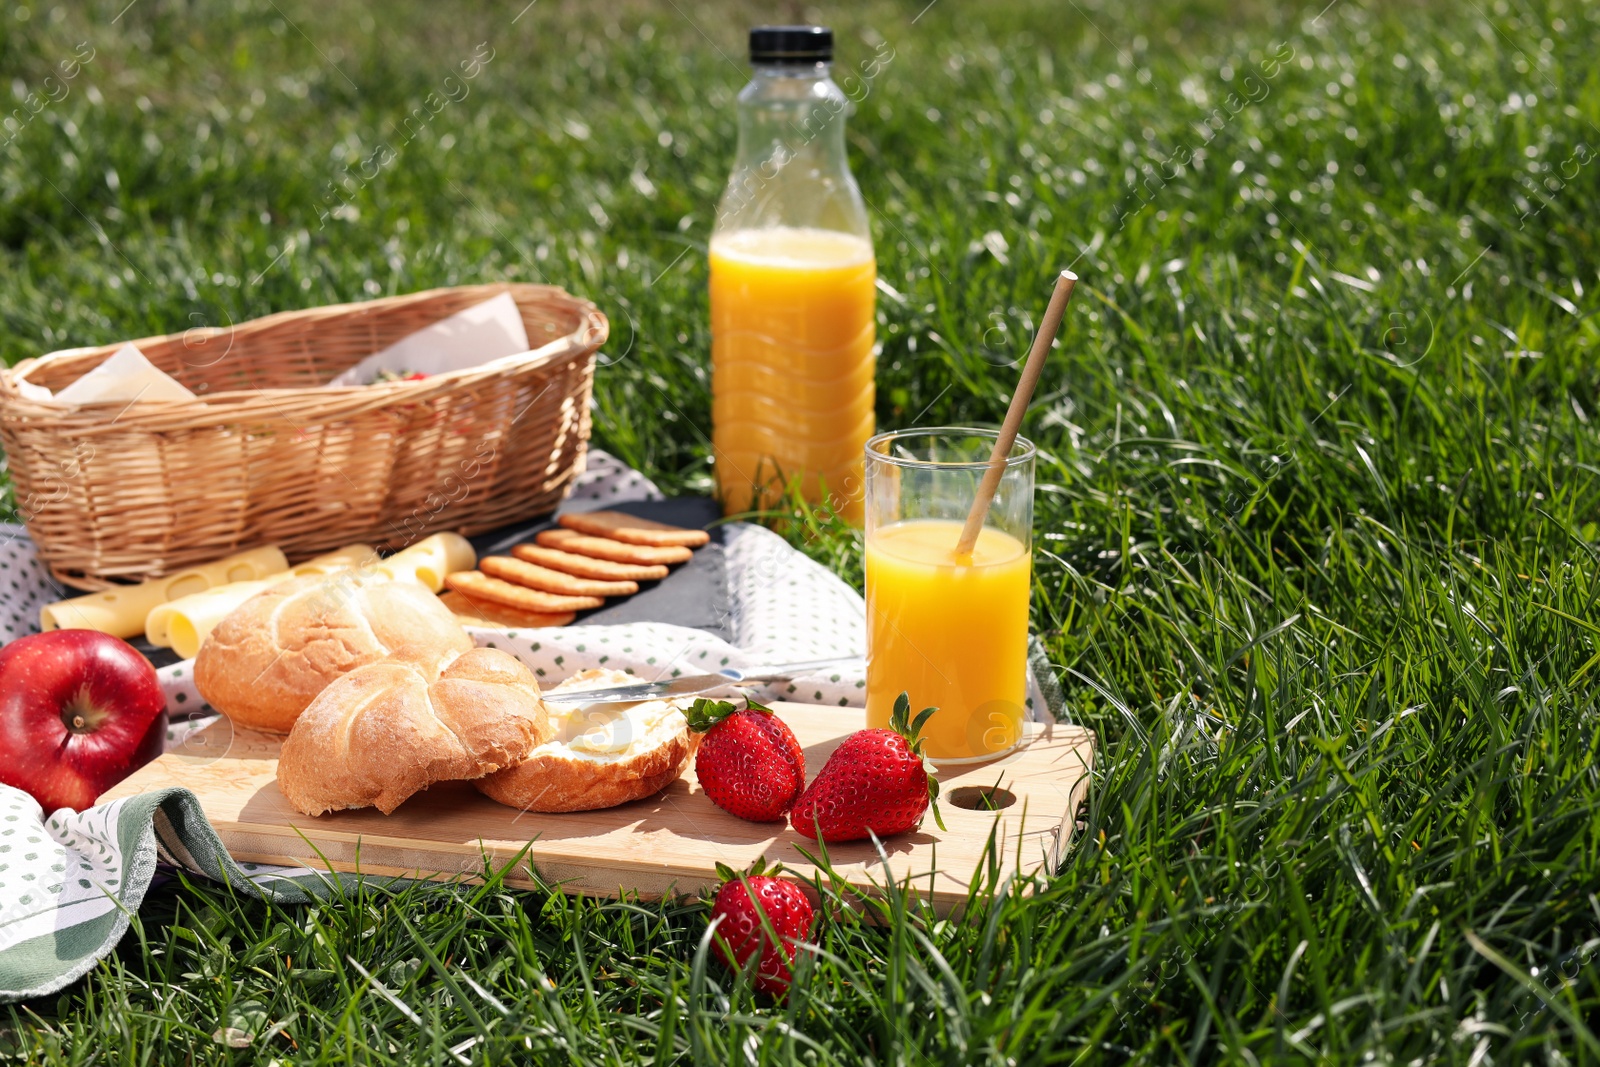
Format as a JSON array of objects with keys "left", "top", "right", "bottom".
[
  {"left": 18, "top": 343, "right": 196, "bottom": 404},
  {"left": 324, "top": 291, "right": 532, "bottom": 386}
]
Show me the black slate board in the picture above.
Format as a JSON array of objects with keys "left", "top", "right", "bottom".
[
  {"left": 469, "top": 497, "right": 730, "bottom": 641},
  {"left": 88, "top": 497, "right": 730, "bottom": 670}
]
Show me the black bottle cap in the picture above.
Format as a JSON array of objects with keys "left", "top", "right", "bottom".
[{"left": 749, "top": 25, "right": 833, "bottom": 64}]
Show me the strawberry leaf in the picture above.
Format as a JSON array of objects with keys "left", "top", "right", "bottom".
[
  {"left": 889, "top": 692, "right": 941, "bottom": 751},
  {"left": 889, "top": 692, "right": 911, "bottom": 735},
  {"left": 689, "top": 696, "right": 775, "bottom": 733},
  {"left": 889, "top": 699, "right": 941, "bottom": 758},
  {"left": 927, "top": 773, "right": 947, "bottom": 832},
  {"left": 727, "top": 856, "right": 779, "bottom": 879},
  {"left": 686, "top": 697, "right": 739, "bottom": 733}
]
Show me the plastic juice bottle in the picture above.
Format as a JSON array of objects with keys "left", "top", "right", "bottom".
[
  {"left": 864, "top": 519, "right": 1029, "bottom": 759},
  {"left": 711, "top": 25, "right": 876, "bottom": 521}
]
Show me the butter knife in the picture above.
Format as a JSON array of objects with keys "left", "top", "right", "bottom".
[{"left": 545, "top": 657, "right": 862, "bottom": 706}]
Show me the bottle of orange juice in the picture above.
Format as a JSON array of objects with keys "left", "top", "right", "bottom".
[{"left": 711, "top": 26, "right": 875, "bottom": 521}]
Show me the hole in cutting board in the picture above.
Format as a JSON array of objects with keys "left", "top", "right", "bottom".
[{"left": 946, "top": 785, "right": 1017, "bottom": 811}]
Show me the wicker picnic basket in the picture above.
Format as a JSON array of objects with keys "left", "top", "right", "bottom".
[{"left": 0, "top": 283, "right": 606, "bottom": 588}]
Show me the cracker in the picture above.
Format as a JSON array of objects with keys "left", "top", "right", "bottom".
[
  {"left": 480, "top": 555, "right": 639, "bottom": 598},
  {"left": 439, "top": 590, "right": 576, "bottom": 629},
  {"left": 558, "top": 509, "right": 711, "bottom": 548},
  {"left": 443, "top": 570, "right": 604, "bottom": 613},
  {"left": 534, "top": 529, "right": 693, "bottom": 565},
  {"left": 511, "top": 543, "right": 670, "bottom": 582}
]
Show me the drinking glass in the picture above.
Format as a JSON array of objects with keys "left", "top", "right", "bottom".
[{"left": 863, "top": 428, "right": 1034, "bottom": 762}]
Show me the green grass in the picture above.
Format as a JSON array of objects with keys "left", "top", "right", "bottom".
[{"left": 5, "top": 0, "right": 1600, "bottom": 1061}]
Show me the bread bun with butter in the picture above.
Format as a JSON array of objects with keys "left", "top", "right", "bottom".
[
  {"left": 277, "top": 646, "right": 552, "bottom": 815},
  {"left": 475, "top": 668, "right": 695, "bottom": 812},
  {"left": 195, "top": 571, "right": 474, "bottom": 734}
]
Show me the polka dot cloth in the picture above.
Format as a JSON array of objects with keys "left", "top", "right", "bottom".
[
  {"left": 559, "top": 449, "right": 665, "bottom": 512},
  {"left": 0, "top": 527, "right": 70, "bottom": 647},
  {"left": 461, "top": 522, "right": 880, "bottom": 710}
]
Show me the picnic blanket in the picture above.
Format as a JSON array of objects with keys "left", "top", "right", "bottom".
[{"left": 0, "top": 450, "right": 1066, "bottom": 1002}]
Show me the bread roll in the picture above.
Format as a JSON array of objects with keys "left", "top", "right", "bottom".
[
  {"left": 277, "top": 647, "right": 552, "bottom": 815},
  {"left": 475, "top": 669, "right": 695, "bottom": 813},
  {"left": 194, "top": 571, "right": 474, "bottom": 734}
]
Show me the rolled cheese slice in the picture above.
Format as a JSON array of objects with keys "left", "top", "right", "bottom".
[
  {"left": 373, "top": 532, "right": 476, "bottom": 591},
  {"left": 40, "top": 545, "right": 289, "bottom": 638},
  {"left": 146, "top": 544, "right": 379, "bottom": 657},
  {"left": 285, "top": 543, "right": 381, "bottom": 576}
]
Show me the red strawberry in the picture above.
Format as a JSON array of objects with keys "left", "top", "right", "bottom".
[
  {"left": 790, "top": 693, "right": 944, "bottom": 843},
  {"left": 688, "top": 697, "right": 805, "bottom": 822},
  {"left": 709, "top": 859, "right": 814, "bottom": 996}
]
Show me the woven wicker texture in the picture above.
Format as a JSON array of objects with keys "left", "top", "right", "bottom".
[{"left": 0, "top": 284, "right": 605, "bottom": 588}]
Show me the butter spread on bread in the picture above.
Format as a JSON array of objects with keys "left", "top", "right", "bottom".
[{"left": 475, "top": 669, "right": 695, "bottom": 813}]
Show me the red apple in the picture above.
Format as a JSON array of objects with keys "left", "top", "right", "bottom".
[{"left": 0, "top": 630, "right": 167, "bottom": 812}]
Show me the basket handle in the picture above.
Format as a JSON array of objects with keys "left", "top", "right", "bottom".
[
  {"left": 9, "top": 346, "right": 108, "bottom": 386},
  {"left": 476, "top": 324, "right": 603, "bottom": 373}
]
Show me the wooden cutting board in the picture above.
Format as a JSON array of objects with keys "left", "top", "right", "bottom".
[{"left": 103, "top": 704, "right": 1094, "bottom": 914}]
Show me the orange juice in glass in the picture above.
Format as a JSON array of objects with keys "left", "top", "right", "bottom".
[{"left": 864, "top": 429, "right": 1034, "bottom": 761}]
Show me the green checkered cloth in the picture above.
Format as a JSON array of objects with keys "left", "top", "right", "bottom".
[{"left": 0, "top": 783, "right": 366, "bottom": 1003}]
